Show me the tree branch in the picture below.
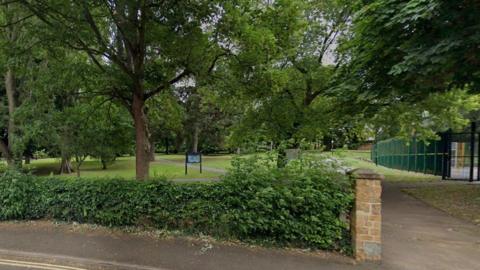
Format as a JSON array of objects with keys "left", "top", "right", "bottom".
[
  {"left": 0, "top": 14, "right": 33, "bottom": 27},
  {"left": 144, "top": 69, "right": 191, "bottom": 100}
]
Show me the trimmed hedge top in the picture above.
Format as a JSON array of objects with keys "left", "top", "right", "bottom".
[{"left": 0, "top": 155, "right": 353, "bottom": 251}]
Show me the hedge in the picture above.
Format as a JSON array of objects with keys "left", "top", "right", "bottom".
[{"left": 0, "top": 156, "right": 354, "bottom": 251}]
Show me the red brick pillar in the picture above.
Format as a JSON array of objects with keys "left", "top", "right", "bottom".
[{"left": 350, "top": 169, "right": 383, "bottom": 262}]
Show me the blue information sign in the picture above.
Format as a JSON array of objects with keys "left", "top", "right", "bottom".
[
  {"left": 185, "top": 152, "right": 202, "bottom": 174},
  {"left": 187, "top": 153, "right": 201, "bottom": 163}
]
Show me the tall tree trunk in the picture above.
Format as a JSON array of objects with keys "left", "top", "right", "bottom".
[
  {"left": 4, "top": 69, "right": 16, "bottom": 166},
  {"left": 76, "top": 164, "right": 81, "bottom": 177},
  {"left": 132, "top": 94, "right": 150, "bottom": 181},
  {"left": 192, "top": 123, "right": 199, "bottom": 153},
  {"left": 174, "top": 132, "right": 183, "bottom": 154},
  {"left": 75, "top": 155, "right": 85, "bottom": 178},
  {"left": 165, "top": 138, "right": 169, "bottom": 154},
  {"left": 101, "top": 159, "right": 107, "bottom": 170},
  {"left": 0, "top": 140, "right": 12, "bottom": 166},
  {"left": 59, "top": 154, "right": 73, "bottom": 174},
  {"left": 149, "top": 138, "right": 156, "bottom": 161}
]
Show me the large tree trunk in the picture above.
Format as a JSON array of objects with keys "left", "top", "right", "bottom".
[
  {"left": 6, "top": 70, "right": 16, "bottom": 147},
  {"left": 192, "top": 123, "right": 199, "bottom": 153},
  {"left": 75, "top": 155, "right": 85, "bottom": 178},
  {"left": 59, "top": 155, "right": 73, "bottom": 174},
  {"left": 4, "top": 69, "right": 16, "bottom": 166},
  {"left": 149, "top": 138, "right": 156, "bottom": 161},
  {"left": 0, "top": 140, "right": 12, "bottom": 165},
  {"left": 173, "top": 132, "right": 183, "bottom": 153},
  {"left": 165, "top": 138, "right": 169, "bottom": 154},
  {"left": 132, "top": 94, "right": 150, "bottom": 181},
  {"left": 101, "top": 159, "right": 107, "bottom": 170}
]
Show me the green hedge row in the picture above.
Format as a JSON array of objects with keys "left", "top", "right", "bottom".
[{"left": 0, "top": 157, "right": 353, "bottom": 251}]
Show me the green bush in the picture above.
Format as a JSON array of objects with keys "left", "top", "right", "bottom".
[{"left": 0, "top": 155, "right": 353, "bottom": 251}]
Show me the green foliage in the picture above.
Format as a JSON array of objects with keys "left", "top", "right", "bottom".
[
  {"left": 218, "top": 0, "right": 353, "bottom": 148},
  {"left": 0, "top": 157, "right": 353, "bottom": 251},
  {"left": 220, "top": 154, "right": 353, "bottom": 249},
  {"left": 348, "top": 0, "right": 480, "bottom": 95},
  {"left": 372, "top": 89, "right": 480, "bottom": 140},
  {"left": 340, "top": 0, "right": 480, "bottom": 139}
]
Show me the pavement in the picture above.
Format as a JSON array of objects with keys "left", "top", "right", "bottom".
[
  {"left": 381, "top": 182, "right": 480, "bottom": 270},
  {"left": 0, "top": 181, "right": 479, "bottom": 269},
  {"left": 0, "top": 222, "right": 375, "bottom": 270}
]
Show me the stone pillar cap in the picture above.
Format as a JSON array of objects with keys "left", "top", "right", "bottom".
[{"left": 348, "top": 168, "right": 384, "bottom": 180}]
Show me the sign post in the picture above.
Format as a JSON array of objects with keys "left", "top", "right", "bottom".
[{"left": 185, "top": 152, "right": 202, "bottom": 175}]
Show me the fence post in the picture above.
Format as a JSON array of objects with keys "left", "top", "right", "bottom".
[
  {"left": 470, "top": 122, "right": 475, "bottom": 182},
  {"left": 423, "top": 142, "right": 427, "bottom": 174},
  {"left": 413, "top": 137, "right": 418, "bottom": 172},
  {"left": 433, "top": 141, "right": 437, "bottom": 175},
  {"left": 477, "top": 130, "right": 480, "bottom": 181},
  {"left": 349, "top": 169, "right": 383, "bottom": 262}
]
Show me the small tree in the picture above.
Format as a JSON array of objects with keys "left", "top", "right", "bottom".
[{"left": 19, "top": 1, "right": 230, "bottom": 180}]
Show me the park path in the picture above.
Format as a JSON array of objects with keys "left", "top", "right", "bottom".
[
  {"left": 381, "top": 181, "right": 480, "bottom": 270},
  {"left": 154, "top": 157, "right": 228, "bottom": 174}
]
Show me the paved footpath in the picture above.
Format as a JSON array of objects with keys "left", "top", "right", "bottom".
[
  {"left": 381, "top": 182, "right": 480, "bottom": 270},
  {"left": 154, "top": 158, "right": 227, "bottom": 174},
  {"left": 0, "top": 182, "right": 479, "bottom": 269},
  {"left": 0, "top": 222, "right": 377, "bottom": 270}
]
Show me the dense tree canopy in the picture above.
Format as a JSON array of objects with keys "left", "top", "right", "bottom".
[
  {"left": 0, "top": 0, "right": 479, "bottom": 177},
  {"left": 340, "top": 0, "right": 480, "bottom": 139},
  {"left": 349, "top": 0, "right": 480, "bottom": 96}
]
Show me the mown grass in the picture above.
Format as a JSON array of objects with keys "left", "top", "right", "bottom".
[
  {"left": 29, "top": 155, "right": 228, "bottom": 180},
  {"left": 156, "top": 154, "right": 234, "bottom": 170},
  {"left": 27, "top": 149, "right": 442, "bottom": 182}
]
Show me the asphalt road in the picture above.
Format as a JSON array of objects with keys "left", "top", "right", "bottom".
[
  {"left": 0, "top": 222, "right": 373, "bottom": 270},
  {"left": 0, "top": 182, "right": 479, "bottom": 270}
]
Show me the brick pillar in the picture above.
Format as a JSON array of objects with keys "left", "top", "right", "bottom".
[{"left": 349, "top": 168, "right": 383, "bottom": 262}]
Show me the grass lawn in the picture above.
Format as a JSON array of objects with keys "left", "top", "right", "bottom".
[
  {"left": 27, "top": 150, "right": 441, "bottom": 182},
  {"left": 404, "top": 185, "right": 480, "bottom": 225},
  {"left": 156, "top": 154, "right": 233, "bottom": 170},
  {"left": 29, "top": 156, "right": 223, "bottom": 180}
]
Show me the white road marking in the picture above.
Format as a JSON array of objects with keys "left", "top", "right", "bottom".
[
  {"left": 0, "top": 259, "right": 86, "bottom": 270},
  {"left": 0, "top": 248, "right": 169, "bottom": 270}
]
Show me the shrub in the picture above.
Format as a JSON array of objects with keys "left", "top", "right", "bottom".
[{"left": 0, "top": 155, "right": 353, "bottom": 251}]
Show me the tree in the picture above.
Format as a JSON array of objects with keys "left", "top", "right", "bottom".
[
  {"left": 18, "top": 0, "right": 229, "bottom": 180},
  {"left": 216, "top": 0, "right": 351, "bottom": 162},
  {"left": 338, "top": 0, "right": 480, "bottom": 139},
  {"left": 0, "top": 2, "right": 38, "bottom": 167},
  {"left": 146, "top": 90, "right": 184, "bottom": 157},
  {"left": 345, "top": 0, "right": 480, "bottom": 104},
  {"left": 86, "top": 102, "right": 133, "bottom": 170}
]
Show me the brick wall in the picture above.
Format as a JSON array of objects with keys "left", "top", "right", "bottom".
[{"left": 349, "top": 169, "right": 383, "bottom": 262}]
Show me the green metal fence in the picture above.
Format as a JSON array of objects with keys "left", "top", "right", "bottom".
[{"left": 371, "top": 137, "right": 447, "bottom": 176}]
